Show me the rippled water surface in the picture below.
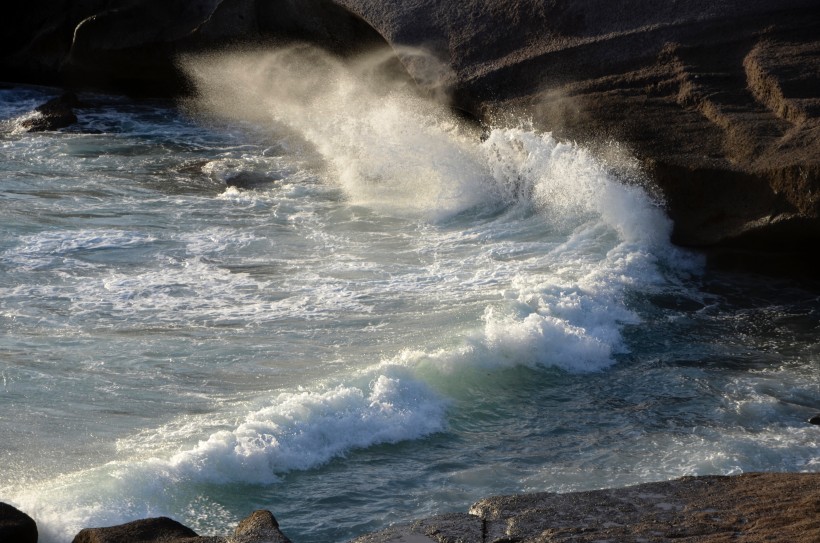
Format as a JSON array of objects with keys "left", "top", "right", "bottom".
[{"left": 1, "top": 58, "right": 818, "bottom": 543}]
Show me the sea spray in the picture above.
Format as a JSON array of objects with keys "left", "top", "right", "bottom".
[
  {"left": 0, "top": 49, "right": 726, "bottom": 543},
  {"left": 182, "top": 46, "right": 493, "bottom": 221}
]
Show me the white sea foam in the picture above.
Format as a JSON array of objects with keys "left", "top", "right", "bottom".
[
  {"left": 5, "top": 368, "right": 445, "bottom": 543},
  {"left": 3, "top": 48, "right": 707, "bottom": 542},
  {"left": 181, "top": 46, "right": 694, "bottom": 374}
]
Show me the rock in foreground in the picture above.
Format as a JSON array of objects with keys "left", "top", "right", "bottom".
[
  {"left": 71, "top": 516, "right": 207, "bottom": 543},
  {"left": 5, "top": 474, "right": 820, "bottom": 543},
  {"left": 69, "top": 510, "right": 294, "bottom": 543},
  {"left": 353, "top": 473, "right": 820, "bottom": 543},
  {"left": 0, "top": 502, "right": 38, "bottom": 543}
]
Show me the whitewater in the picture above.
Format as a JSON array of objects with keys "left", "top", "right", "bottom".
[{"left": 1, "top": 47, "right": 818, "bottom": 543}]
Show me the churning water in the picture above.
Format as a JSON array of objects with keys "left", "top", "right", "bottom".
[{"left": 1, "top": 47, "right": 818, "bottom": 543}]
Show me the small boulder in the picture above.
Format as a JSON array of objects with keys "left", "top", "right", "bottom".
[
  {"left": 0, "top": 502, "right": 38, "bottom": 543},
  {"left": 71, "top": 516, "right": 208, "bottom": 543},
  {"left": 230, "top": 511, "right": 291, "bottom": 543},
  {"left": 20, "top": 91, "right": 80, "bottom": 132},
  {"left": 224, "top": 172, "right": 278, "bottom": 190},
  {"left": 809, "top": 414, "right": 820, "bottom": 425}
]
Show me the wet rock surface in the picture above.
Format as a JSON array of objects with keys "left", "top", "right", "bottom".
[
  {"left": 19, "top": 91, "right": 80, "bottom": 131},
  {"left": 471, "top": 473, "right": 820, "bottom": 542}
]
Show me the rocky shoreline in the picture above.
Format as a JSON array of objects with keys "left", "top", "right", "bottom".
[
  {"left": 2, "top": 473, "right": 819, "bottom": 543},
  {"left": 3, "top": 0, "right": 819, "bottom": 253}
]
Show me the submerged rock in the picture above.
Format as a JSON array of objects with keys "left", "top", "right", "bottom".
[
  {"left": 0, "top": 502, "right": 38, "bottom": 543},
  {"left": 224, "top": 172, "right": 279, "bottom": 190},
  {"left": 19, "top": 91, "right": 80, "bottom": 132},
  {"left": 810, "top": 414, "right": 820, "bottom": 425}
]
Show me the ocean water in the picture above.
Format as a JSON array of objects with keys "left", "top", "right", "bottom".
[{"left": 1, "top": 48, "right": 818, "bottom": 543}]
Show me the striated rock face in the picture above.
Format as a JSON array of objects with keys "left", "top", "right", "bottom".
[
  {"left": 471, "top": 472, "right": 820, "bottom": 543},
  {"left": 2, "top": 1, "right": 819, "bottom": 250},
  {"left": 353, "top": 473, "right": 820, "bottom": 543},
  {"left": 333, "top": 0, "right": 820, "bottom": 249},
  {"left": 0, "top": 502, "right": 38, "bottom": 543}
]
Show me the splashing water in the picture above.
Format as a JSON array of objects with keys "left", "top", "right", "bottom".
[{"left": 1, "top": 46, "right": 816, "bottom": 543}]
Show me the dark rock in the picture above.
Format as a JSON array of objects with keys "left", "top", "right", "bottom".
[
  {"left": 334, "top": 0, "right": 820, "bottom": 250},
  {"left": 20, "top": 91, "right": 80, "bottom": 131},
  {"left": 224, "top": 172, "right": 279, "bottom": 190},
  {"left": 0, "top": 502, "right": 38, "bottom": 543},
  {"left": 230, "top": 510, "right": 291, "bottom": 543},
  {"left": 467, "top": 473, "right": 820, "bottom": 543},
  {"left": 68, "top": 510, "right": 291, "bottom": 543},
  {"left": 71, "top": 516, "right": 217, "bottom": 543},
  {"left": 810, "top": 414, "right": 820, "bottom": 425},
  {"left": 2, "top": 0, "right": 389, "bottom": 96}
]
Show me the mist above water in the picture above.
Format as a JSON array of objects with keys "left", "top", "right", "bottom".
[
  {"left": 181, "top": 46, "right": 676, "bottom": 240},
  {"left": 181, "top": 46, "right": 489, "bottom": 221},
  {"left": 180, "top": 44, "right": 693, "bottom": 375}
]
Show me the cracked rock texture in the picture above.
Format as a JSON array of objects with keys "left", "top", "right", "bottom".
[
  {"left": 2, "top": 0, "right": 819, "bottom": 251},
  {"left": 353, "top": 473, "right": 820, "bottom": 543}
]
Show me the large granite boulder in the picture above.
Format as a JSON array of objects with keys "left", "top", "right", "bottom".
[
  {"left": 1, "top": 0, "right": 819, "bottom": 250},
  {"left": 0, "top": 502, "right": 38, "bottom": 543},
  {"left": 470, "top": 472, "right": 820, "bottom": 543}
]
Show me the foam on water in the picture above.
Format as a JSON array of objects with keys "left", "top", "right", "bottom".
[
  {"left": 8, "top": 365, "right": 446, "bottom": 542},
  {"left": 181, "top": 46, "right": 693, "bottom": 375},
  {"left": 7, "top": 54, "right": 813, "bottom": 543}
]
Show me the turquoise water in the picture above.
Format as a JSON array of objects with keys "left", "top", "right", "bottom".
[{"left": 1, "top": 49, "right": 818, "bottom": 543}]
